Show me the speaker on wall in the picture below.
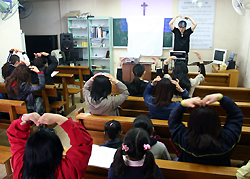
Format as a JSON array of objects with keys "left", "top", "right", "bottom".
[{"left": 60, "top": 33, "right": 74, "bottom": 52}]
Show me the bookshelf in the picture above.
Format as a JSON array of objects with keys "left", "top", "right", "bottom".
[
  {"left": 67, "top": 17, "right": 89, "bottom": 66},
  {"left": 88, "top": 17, "right": 113, "bottom": 75}
]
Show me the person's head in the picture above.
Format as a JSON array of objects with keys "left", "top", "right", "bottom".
[
  {"left": 187, "top": 105, "right": 222, "bottom": 149},
  {"left": 173, "top": 61, "right": 191, "bottom": 92},
  {"left": 2, "top": 55, "right": 21, "bottom": 80},
  {"left": 104, "top": 120, "right": 122, "bottom": 141},
  {"left": 132, "top": 64, "right": 145, "bottom": 78},
  {"left": 133, "top": 114, "right": 153, "bottom": 136},
  {"left": 33, "top": 56, "right": 48, "bottom": 68},
  {"left": 5, "top": 64, "right": 31, "bottom": 96},
  {"left": 9, "top": 54, "right": 20, "bottom": 66},
  {"left": 129, "top": 64, "right": 146, "bottom": 96},
  {"left": 22, "top": 128, "right": 64, "bottom": 179},
  {"left": 111, "top": 128, "right": 156, "bottom": 178},
  {"left": 152, "top": 78, "right": 174, "bottom": 108},
  {"left": 90, "top": 75, "right": 111, "bottom": 102},
  {"left": 178, "top": 20, "right": 187, "bottom": 34}
]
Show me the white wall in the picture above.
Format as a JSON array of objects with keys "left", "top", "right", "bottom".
[
  {"left": 20, "top": 0, "right": 249, "bottom": 87},
  {"left": 0, "top": 9, "right": 22, "bottom": 82}
]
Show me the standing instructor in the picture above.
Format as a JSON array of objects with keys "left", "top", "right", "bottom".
[{"left": 169, "top": 15, "right": 197, "bottom": 64}]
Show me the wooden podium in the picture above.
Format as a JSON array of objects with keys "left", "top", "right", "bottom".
[{"left": 122, "top": 62, "right": 152, "bottom": 82}]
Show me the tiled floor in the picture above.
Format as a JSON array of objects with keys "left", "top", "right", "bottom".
[{"left": 0, "top": 95, "right": 88, "bottom": 178}]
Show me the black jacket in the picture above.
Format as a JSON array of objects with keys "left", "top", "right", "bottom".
[
  {"left": 117, "top": 68, "right": 163, "bottom": 97},
  {"left": 168, "top": 96, "right": 244, "bottom": 166},
  {"left": 31, "top": 55, "right": 58, "bottom": 85}
]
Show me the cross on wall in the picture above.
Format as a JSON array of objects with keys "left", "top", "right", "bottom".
[{"left": 141, "top": 2, "right": 148, "bottom": 16}]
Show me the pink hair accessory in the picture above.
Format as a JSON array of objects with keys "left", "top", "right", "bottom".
[
  {"left": 143, "top": 144, "right": 151, "bottom": 150},
  {"left": 122, "top": 144, "right": 129, "bottom": 152},
  {"left": 110, "top": 123, "right": 113, "bottom": 126}
]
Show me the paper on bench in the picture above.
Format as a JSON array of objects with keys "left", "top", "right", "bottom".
[
  {"left": 51, "top": 71, "right": 59, "bottom": 77},
  {"left": 88, "top": 144, "right": 116, "bottom": 169}
]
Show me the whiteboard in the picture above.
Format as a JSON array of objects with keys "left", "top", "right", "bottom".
[{"left": 178, "top": 0, "right": 215, "bottom": 49}]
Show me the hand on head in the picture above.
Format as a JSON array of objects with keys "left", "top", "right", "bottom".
[
  {"left": 29, "top": 66, "right": 40, "bottom": 73},
  {"left": 104, "top": 73, "right": 118, "bottom": 84},
  {"left": 171, "top": 79, "right": 183, "bottom": 92},
  {"left": 20, "top": 113, "right": 68, "bottom": 126},
  {"left": 182, "top": 93, "right": 222, "bottom": 108},
  {"left": 151, "top": 76, "right": 161, "bottom": 86},
  {"left": 34, "top": 53, "right": 42, "bottom": 58}
]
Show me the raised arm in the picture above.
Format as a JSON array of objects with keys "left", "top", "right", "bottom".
[
  {"left": 7, "top": 113, "right": 41, "bottom": 178},
  {"left": 38, "top": 113, "right": 93, "bottom": 179},
  {"left": 151, "top": 57, "right": 163, "bottom": 77},
  {"left": 169, "top": 15, "right": 182, "bottom": 30},
  {"left": 116, "top": 57, "right": 127, "bottom": 83},
  {"left": 105, "top": 73, "right": 129, "bottom": 107},
  {"left": 193, "top": 51, "right": 206, "bottom": 77},
  {"left": 184, "top": 16, "right": 197, "bottom": 31},
  {"left": 27, "top": 66, "right": 45, "bottom": 92},
  {"left": 45, "top": 54, "right": 58, "bottom": 74},
  {"left": 203, "top": 94, "right": 244, "bottom": 146}
]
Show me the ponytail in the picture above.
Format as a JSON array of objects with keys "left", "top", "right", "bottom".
[
  {"left": 111, "top": 147, "right": 128, "bottom": 178},
  {"left": 130, "top": 76, "right": 141, "bottom": 95},
  {"left": 141, "top": 150, "right": 156, "bottom": 179}
]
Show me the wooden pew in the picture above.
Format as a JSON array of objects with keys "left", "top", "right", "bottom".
[
  {"left": 0, "top": 146, "right": 12, "bottom": 179},
  {"left": 0, "top": 82, "right": 65, "bottom": 114},
  {"left": 75, "top": 111, "right": 250, "bottom": 161},
  {"left": 84, "top": 160, "right": 238, "bottom": 179},
  {"left": 193, "top": 85, "right": 250, "bottom": 102},
  {"left": 0, "top": 99, "right": 27, "bottom": 130},
  {"left": 56, "top": 65, "right": 90, "bottom": 103},
  {"left": 112, "top": 83, "right": 250, "bottom": 126},
  {"left": 53, "top": 73, "right": 82, "bottom": 115},
  {"left": 151, "top": 71, "right": 238, "bottom": 87},
  {"left": 34, "top": 85, "right": 66, "bottom": 113}
]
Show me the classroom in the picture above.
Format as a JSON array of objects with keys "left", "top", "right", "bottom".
[
  {"left": 0, "top": 0, "right": 250, "bottom": 178},
  {"left": 1, "top": 0, "right": 250, "bottom": 87}
]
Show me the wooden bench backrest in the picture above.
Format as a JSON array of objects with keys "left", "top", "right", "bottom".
[
  {"left": 76, "top": 113, "right": 250, "bottom": 160},
  {"left": 114, "top": 94, "right": 250, "bottom": 126},
  {"left": 85, "top": 159, "right": 238, "bottom": 179},
  {"left": 194, "top": 85, "right": 250, "bottom": 102},
  {"left": 53, "top": 73, "right": 75, "bottom": 84},
  {"left": 151, "top": 71, "right": 231, "bottom": 87},
  {"left": 56, "top": 65, "right": 90, "bottom": 75}
]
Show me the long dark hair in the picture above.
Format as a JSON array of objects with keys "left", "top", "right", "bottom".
[
  {"left": 22, "top": 128, "right": 64, "bottom": 179},
  {"left": 129, "top": 64, "right": 145, "bottom": 96},
  {"left": 5, "top": 65, "right": 31, "bottom": 96},
  {"left": 173, "top": 61, "right": 191, "bottom": 93},
  {"left": 111, "top": 128, "right": 156, "bottom": 179},
  {"left": 104, "top": 120, "right": 122, "bottom": 141},
  {"left": 133, "top": 114, "right": 153, "bottom": 136},
  {"left": 2, "top": 54, "right": 20, "bottom": 80},
  {"left": 90, "top": 75, "right": 111, "bottom": 102},
  {"left": 187, "top": 105, "right": 222, "bottom": 149},
  {"left": 152, "top": 78, "right": 174, "bottom": 108}
]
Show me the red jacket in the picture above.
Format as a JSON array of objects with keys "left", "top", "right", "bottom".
[{"left": 7, "top": 117, "right": 93, "bottom": 179}]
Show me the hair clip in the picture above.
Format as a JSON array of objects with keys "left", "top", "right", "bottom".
[
  {"left": 122, "top": 144, "right": 129, "bottom": 152},
  {"left": 110, "top": 123, "right": 113, "bottom": 126},
  {"left": 143, "top": 144, "right": 151, "bottom": 150}
]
